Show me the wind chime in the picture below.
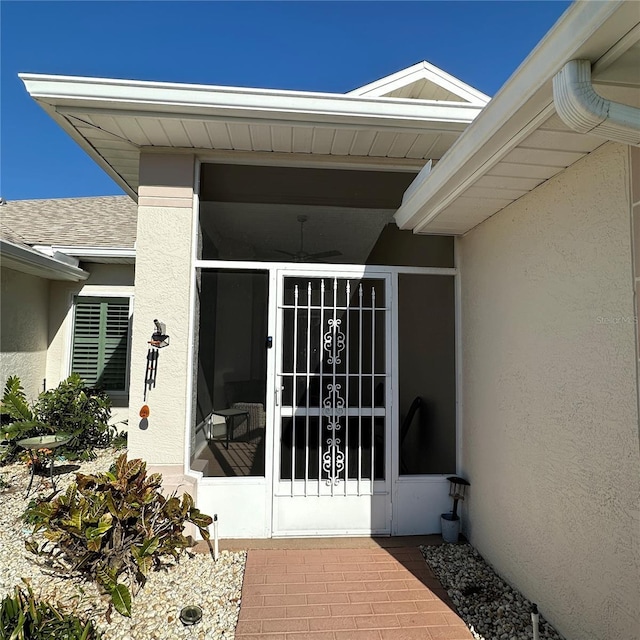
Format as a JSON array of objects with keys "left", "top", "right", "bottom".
[{"left": 144, "top": 319, "right": 170, "bottom": 402}]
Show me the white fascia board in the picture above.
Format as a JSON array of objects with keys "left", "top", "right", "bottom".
[
  {"left": 51, "top": 246, "right": 136, "bottom": 259},
  {"left": 20, "top": 74, "right": 484, "bottom": 128},
  {"left": 395, "top": 0, "right": 636, "bottom": 231},
  {"left": 0, "top": 240, "right": 89, "bottom": 281},
  {"left": 348, "top": 61, "right": 491, "bottom": 106}
]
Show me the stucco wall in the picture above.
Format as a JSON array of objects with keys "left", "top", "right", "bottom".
[
  {"left": 127, "top": 153, "right": 195, "bottom": 465},
  {"left": 0, "top": 268, "right": 49, "bottom": 401},
  {"left": 631, "top": 146, "right": 640, "bottom": 377},
  {"left": 459, "top": 143, "right": 640, "bottom": 640}
]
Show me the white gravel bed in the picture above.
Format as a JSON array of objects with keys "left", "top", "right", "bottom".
[
  {"left": 0, "top": 449, "right": 246, "bottom": 639},
  {"left": 420, "top": 543, "right": 564, "bottom": 640}
]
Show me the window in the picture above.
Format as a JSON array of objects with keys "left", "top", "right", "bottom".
[{"left": 71, "top": 297, "right": 130, "bottom": 392}]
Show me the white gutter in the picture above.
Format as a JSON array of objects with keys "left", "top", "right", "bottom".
[
  {"left": 0, "top": 239, "right": 89, "bottom": 281},
  {"left": 49, "top": 246, "right": 136, "bottom": 260},
  {"left": 30, "top": 245, "right": 82, "bottom": 266},
  {"left": 553, "top": 59, "right": 640, "bottom": 146},
  {"left": 394, "top": 0, "right": 637, "bottom": 232},
  {"left": 20, "top": 73, "right": 483, "bottom": 128}
]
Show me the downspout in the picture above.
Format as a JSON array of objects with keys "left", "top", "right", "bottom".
[{"left": 553, "top": 59, "right": 640, "bottom": 146}]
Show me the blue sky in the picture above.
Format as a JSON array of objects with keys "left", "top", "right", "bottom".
[{"left": 1, "top": 1, "right": 571, "bottom": 201}]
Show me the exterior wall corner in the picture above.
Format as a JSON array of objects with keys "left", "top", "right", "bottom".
[
  {"left": 459, "top": 143, "right": 640, "bottom": 640},
  {"left": 128, "top": 153, "right": 196, "bottom": 466}
]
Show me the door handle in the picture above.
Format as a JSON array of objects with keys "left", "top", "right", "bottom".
[{"left": 275, "top": 382, "right": 284, "bottom": 406}]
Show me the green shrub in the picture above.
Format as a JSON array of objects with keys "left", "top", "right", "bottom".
[
  {"left": 24, "top": 454, "right": 212, "bottom": 617},
  {"left": 36, "top": 374, "right": 113, "bottom": 460},
  {"left": 0, "top": 582, "right": 101, "bottom": 640},
  {"left": 0, "top": 376, "right": 51, "bottom": 464},
  {"left": 111, "top": 426, "right": 128, "bottom": 451},
  {"left": 1, "top": 374, "right": 115, "bottom": 464}
]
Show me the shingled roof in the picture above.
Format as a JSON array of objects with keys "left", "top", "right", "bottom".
[
  {"left": 0, "top": 195, "right": 137, "bottom": 248},
  {"left": 0, "top": 221, "right": 30, "bottom": 247}
]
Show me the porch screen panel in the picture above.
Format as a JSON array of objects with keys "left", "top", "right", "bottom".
[
  {"left": 398, "top": 274, "right": 456, "bottom": 474},
  {"left": 279, "top": 277, "right": 386, "bottom": 496},
  {"left": 191, "top": 269, "right": 269, "bottom": 478}
]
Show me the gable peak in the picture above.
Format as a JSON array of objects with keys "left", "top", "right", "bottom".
[{"left": 348, "top": 61, "right": 489, "bottom": 105}]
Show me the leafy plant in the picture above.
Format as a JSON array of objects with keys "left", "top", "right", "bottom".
[
  {"left": 1, "top": 376, "right": 37, "bottom": 425},
  {"left": 0, "top": 376, "right": 50, "bottom": 464},
  {"left": 24, "top": 454, "right": 212, "bottom": 617},
  {"left": 36, "top": 374, "right": 113, "bottom": 460},
  {"left": 111, "top": 424, "right": 128, "bottom": 451},
  {"left": 1, "top": 374, "right": 116, "bottom": 464},
  {"left": 0, "top": 582, "right": 101, "bottom": 640}
]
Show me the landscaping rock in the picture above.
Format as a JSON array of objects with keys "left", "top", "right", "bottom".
[
  {"left": 0, "top": 449, "right": 245, "bottom": 639},
  {"left": 420, "top": 543, "right": 565, "bottom": 640}
]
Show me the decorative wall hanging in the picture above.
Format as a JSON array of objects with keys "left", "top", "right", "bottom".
[{"left": 144, "top": 319, "right": 169, "bottom": 401}]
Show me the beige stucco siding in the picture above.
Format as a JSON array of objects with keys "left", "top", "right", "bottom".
[
  {"left": 459, "top": 143, "right": 640, "bottom": 640},
  {"left": 127, "top": 153, "right": 195, "bottom": 465},
  {"left": 631, "top": 146, "right": 640, "bottom": 374},
  {"left": 0, "top": 268, "right": 49, "bottom": 400}
]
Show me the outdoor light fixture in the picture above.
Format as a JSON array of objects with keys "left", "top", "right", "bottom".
[
  {"left": 447, "top": 475, "right": 470, "bottom": 517},
  {"left": 441, "top": 475, "right": 470, "bottom": 544},
  {"left": 179, "top": 605, "right": 203, "bottom": 626}
]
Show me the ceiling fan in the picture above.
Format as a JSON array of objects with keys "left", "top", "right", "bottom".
[{"left": 275, "top": 215, "right": 342, "bottom": 262}]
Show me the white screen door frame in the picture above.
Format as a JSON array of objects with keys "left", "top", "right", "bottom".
[{"left": 271, "top": 266, "right": 393, "bottom": 537}]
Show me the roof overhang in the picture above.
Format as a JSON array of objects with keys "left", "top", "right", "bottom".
[
  {"left": 20, "top": 74, "right": 486, "bottom": 200},
  {"left": 1, "top": 240, "right": 89, "bottom": 281},
  {"left": 395, "top": 1, "right": 640, "bottom": 235},
  {"left": 33, "top": 245, "right": 136, "bottom": 264}
]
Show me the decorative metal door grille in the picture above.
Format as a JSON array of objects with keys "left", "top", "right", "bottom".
[{"left": 278, "top": 277, "right": 387, "bottom": 497}]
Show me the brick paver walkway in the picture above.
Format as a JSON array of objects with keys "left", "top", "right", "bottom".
[{"left": 234, "top": 546, "right": 473, "bottom": 640}]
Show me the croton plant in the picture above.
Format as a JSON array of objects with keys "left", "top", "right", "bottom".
[{"left": 23, "top": 454, "right": 212, "bottom": 617}]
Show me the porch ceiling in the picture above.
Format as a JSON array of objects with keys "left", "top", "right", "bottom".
[
  {"left": 20, "top": 74, "right": 484, "bottom": 201},
  {"left": 199, "top": 202, "right": 395, "bottom": 264},
  {"left": 395, "top": 2, "right": 640, "bottom": 235}
]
